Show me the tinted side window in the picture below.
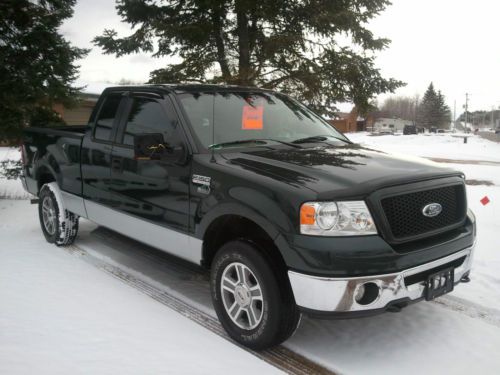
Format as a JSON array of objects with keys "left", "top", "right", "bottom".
[
  {"left": 94, "top": 94, "right": 122, "bottom": 141},
  {"left": 122, "top": 98, "right": 174, "bottom": 146}
]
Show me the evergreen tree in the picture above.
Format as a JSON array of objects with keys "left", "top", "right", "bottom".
[
  {"left": 417, "top": 83, "right": 437, "bottom": 129},
  {"left": 0, "top": 0, "right": 88, "bottom": 142},
  {"left": 417, "top": 83, "right": 451, "bottom": 129},
  {"left": 436, "top": 90, "right": 451, "bottom": 128},
  {"left": 94, "top": 0, "right": 404, "bottom": 116}
]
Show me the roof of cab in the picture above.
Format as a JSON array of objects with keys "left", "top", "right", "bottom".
[{"left": 103, "top": 83, "right": 274, "bottom": 94}]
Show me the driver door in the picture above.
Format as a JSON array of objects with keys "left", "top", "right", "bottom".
[{"left": 108, "top": 92, "right": 195, "bottom": 261}]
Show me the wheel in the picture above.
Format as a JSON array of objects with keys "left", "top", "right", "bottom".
[
  {"left": 38, "top": 182, "right": 79, "bottom": 246},
  {"left": 210, "top": 240, "right": 300, "bottom": 350}
]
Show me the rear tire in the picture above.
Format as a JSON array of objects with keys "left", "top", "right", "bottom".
[
  {"left": 38, "top": 183, "right": 79, "bottom": 246},
  {"left": 210, "top": 240, "right": 300, "bottom": 350}
]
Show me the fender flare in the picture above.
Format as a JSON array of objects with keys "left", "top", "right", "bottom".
[
  {"left": 196, "top": 202, "right": 282, "bottom": 242},
  {"left": 34, "top": 159, "right": 60, "bottom": 190}
]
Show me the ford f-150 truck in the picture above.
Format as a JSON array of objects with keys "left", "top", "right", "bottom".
[{"left": 21, "top": 84, "right": 476, "bottom": 349}]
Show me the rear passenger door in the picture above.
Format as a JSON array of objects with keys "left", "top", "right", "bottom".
[
  {"left": 109, "top": 92, "right": 191, "bottom": 237},
  {"left": 81, "top": 92, "right": 126, "bottom": 208}
]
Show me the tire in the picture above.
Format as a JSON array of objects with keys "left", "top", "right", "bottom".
[
  {"left": 210, "top": 240, "right": 300, "bottom": 350},
  {"left": 38, "top": 182, "right": 79, "bottom": 246}
]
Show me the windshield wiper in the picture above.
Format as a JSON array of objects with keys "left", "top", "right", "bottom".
[
  {"left": 209, "top": 138, "right": 302, "bottom": 149},
  {"left": 292, "top": 135, "right": 350, "bottom": 144}
]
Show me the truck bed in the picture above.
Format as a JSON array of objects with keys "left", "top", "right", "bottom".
[
  {"left": 22, "top": 125, "right": 87, "bottom": 197},
  {"left": 26, "top": 125, "right": 88, "bottom": 139}
]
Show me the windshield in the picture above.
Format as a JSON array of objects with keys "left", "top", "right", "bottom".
[{"left": 177, "top": 91, "right": 349, "bottom": 149}]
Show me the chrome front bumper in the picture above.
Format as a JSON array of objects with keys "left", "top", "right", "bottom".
[{"left": 288, "top": 244, "right": 475, "bottom": 313}]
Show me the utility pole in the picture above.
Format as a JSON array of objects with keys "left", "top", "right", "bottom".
[
  {"left": 453, "top": 100, "right": 456, "bottom": 131},
  {"left": 464, "top": 93, "right": 469, "bottom": 132},
  {"left": 414, "top": 97, "right": 419, "bottom": 126}
]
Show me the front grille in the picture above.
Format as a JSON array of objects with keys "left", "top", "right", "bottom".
[{"left": 381, "top": 184, "right": 466, "bottom": 241}]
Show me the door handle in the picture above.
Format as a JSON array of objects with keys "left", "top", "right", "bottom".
[{"left": 111, "top": 157, "right": 123, "bottom": 172}]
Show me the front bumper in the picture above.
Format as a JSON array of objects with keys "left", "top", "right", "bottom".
[{"left": 288, "top": 243, "right": 475, "bottom": 315}]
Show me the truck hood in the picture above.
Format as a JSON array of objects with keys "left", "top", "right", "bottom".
[{"left": 222, "top": 143, "right": 462, "bottom": 198}]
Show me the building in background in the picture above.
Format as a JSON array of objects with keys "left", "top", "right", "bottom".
[
  {"left": 328, "top": 107, "right": 375, "bottom": 133},
  {"left": 372, "top": 117, "right": 413, "bottom": 133},
  {"left": 52, "top": 83, "right": 113, "bottom": 125},
  {"left": 52, "top": 92, "right": 99, "bottom": 125}
]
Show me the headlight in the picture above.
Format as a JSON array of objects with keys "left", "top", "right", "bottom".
[{"left": 300, "top": 201, "right": 377, "bottom": 236}]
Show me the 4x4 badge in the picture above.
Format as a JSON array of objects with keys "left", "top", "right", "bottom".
[{"left": 422, "top": 203, "right": 442, "bottom": 217}]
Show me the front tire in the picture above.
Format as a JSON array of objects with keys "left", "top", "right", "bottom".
[
  {"left": 210, "top": 240, "right": 300, "bottom": 350},
  {"left": 38, "top": 183, "right": 79, "bottom": 246}
]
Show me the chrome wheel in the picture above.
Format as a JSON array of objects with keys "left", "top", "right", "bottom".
[
  {"left": 41, "top": 196, "right": 56, "bottom": 235},
  {"left": 221, "top": 262, "right": 264, "bottom": 330}
]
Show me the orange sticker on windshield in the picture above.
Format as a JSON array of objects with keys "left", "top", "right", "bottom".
[{"left": 242, "top": 105, "right": 264, "bottom": 130}]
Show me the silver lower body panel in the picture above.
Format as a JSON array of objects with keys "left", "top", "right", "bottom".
[
  {"left": 288, "top": 243, "right": 475, "bottom": 313},
  {"left": 83, "top": 200, "right": 203, "bottom": 265},
  {"left": 57, "top": 189, "right": 203, "bottom": 266}
]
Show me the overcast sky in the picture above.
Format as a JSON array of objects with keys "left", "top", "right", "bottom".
[{"left": 62, "top": 0, "right": 500, "bottom": 114}]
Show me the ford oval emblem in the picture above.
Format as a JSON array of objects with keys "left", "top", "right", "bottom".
[{"left": 422, "top": 203, "right": 442, "bottom": 217}]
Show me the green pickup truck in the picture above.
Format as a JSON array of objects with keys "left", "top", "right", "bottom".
[{"left": 21, "top": 84, "right": 476, "bottom": 349}]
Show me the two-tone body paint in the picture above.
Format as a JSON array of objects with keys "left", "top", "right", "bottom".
[{"left": 22, "top": 84, "right": 476, "bottom": 280}]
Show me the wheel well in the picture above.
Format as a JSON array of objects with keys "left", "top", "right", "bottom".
[
  {"left": 37, "top": 168, "right": 56, "bottom": 193},
  {"left": 202, "top": 215, "right": 287, "bottom": 274}
]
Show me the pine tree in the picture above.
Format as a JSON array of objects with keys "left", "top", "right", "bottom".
[
  {"left": 417, "top": 83, "right": 437, "bottom": 129},
  {"left": 0, "top": 0, "right": 88, "bottom": 142},
  {"left": 436, "top": 90, "right": 451, "bottom": 129},
  {"left": 417, "top": 83, "right": 451, "bottom": 129},
  {"left": 94, "top": 0, "right": 404, "bottom": 116}
]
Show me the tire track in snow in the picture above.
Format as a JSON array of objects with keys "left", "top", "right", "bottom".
[
  {"left": 64, "top": 243, "right": 337, "bottom": 375},
  {"left": 432, "top": 295, "right": 500, "bottom": 329}
]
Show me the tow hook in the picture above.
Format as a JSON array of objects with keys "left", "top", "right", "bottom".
[
  {"left": 387, "top": 302, "right": 408, "bottom": 313},
  {"left": 460, "top": 275, "right": 471, "bottom": 283}
]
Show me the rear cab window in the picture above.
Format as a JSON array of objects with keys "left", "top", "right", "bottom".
[{"left": 93, "top": 94, "right": 122, "bottom": 141}]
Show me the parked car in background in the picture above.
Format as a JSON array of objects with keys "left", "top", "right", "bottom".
[{"left": 403, "top": 125, "right": 417, "bottom": 135}]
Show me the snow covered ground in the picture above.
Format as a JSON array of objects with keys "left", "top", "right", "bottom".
[
  {"left": 0, "top": 200, "right": 281, "bottom": 374},
  {"left": 348, "top": 132, "right": 500, "bottom": 163},
  {"left": 0, "top": 147, "right": 29, "bottom": 199},
  {"left": 1, "top": 133, "right": 500, "bottom": 374}
]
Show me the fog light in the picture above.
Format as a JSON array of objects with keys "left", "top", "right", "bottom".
[{"left": 354, "top": 282, "right": 380, "bottom": 305}]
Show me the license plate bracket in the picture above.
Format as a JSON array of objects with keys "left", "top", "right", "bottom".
[{"left": 425, "top": 267, "right": 454, "bottom": 301}]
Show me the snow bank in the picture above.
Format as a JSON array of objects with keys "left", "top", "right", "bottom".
[{"left": 0, "top": 147, "right": 30, "bottom": 200}]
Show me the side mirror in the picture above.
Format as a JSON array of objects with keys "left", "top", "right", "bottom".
[{"left": 133, "top": 133, "right": 186, "bottom": 163}]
